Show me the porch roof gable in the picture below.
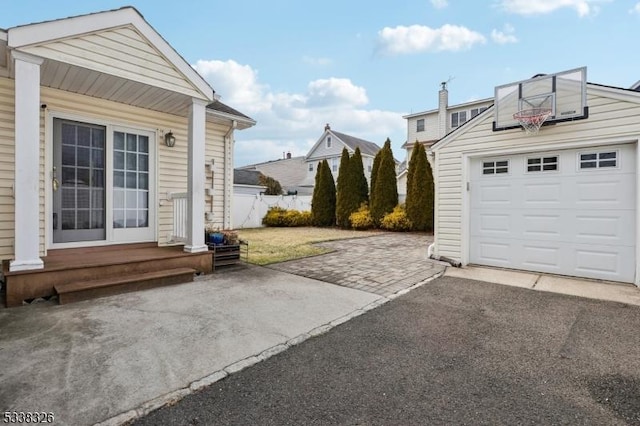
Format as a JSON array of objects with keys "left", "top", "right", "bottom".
[{"left": 6, "top": 6, "right": 214, "bottom": 103}]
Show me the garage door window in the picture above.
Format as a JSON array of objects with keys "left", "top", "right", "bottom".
[
  {"left": 527, "top": 156, "right": 558, "bottom": 172},
  {"left": 579, "top": 151, "right": 618, "bottom": 170},
  {"left": 483, "top": 160, "right": 509, "bottom": 175}
]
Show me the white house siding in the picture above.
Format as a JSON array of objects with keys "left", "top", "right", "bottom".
[
  {"left": 0, "top": 77, "right": 15, "bottom": 261},
  {"left": 22, "top": 27, "right": 201, "bottom": 99},
  {"left": 434, "top": 88, "right": 640, "bottom": 263},
  {"left": 204, "top": 122, "right": 229, "bottom": 229},
  {"left": 19, "top": 87, "right": 228, "bottom": 257},
  {"left": 306, "top": 134, "right": 347, "bottom": 160},
  {"left": 406, "top": 114, "right": 439, "bottom": 145}
]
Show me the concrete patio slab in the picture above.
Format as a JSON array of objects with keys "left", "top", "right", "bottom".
[
  {"left": 444, "top": 265, "right": 538, "bottom": 288},
  {"left": 444, "top": 265, "right": 640, "bottom": 307},
  {"left": 0, "top": 265, "right": 381, "bottom": 426},
  {"left": 535, "top": 275, "right": 640, "bottom": 306}
]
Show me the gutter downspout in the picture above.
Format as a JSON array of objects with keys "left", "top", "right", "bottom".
[{"left": 223, "top": 120, "right": 237, "bottom": 229}]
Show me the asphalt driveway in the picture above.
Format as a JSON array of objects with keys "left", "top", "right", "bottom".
[{"left": 134, "top": 276, "right": 640, "bottom": 426}]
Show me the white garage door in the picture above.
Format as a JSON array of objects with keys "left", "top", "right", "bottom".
[{"left": 470, "top": 144, "right": 636, "bottom": 282}]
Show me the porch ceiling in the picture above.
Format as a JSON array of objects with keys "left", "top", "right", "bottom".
[{"left": 40, "top": 58, "right": 194, "bottom": 116}]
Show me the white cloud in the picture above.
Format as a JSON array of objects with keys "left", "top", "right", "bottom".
[
  {"left": 302, "top": 56, "right": 332, "bottom": 66},
  {"left": 307, "top": 78, "right": 369, "bottom": 107},
  {"left": 376, "top": 24, "right": 486, "bottom": 55},
  {"left": 193, "top": 60, "right": 405, "bottom": 166},
  {"left": 630, "top": 2, "right": 640, "bottom": 14},
  {"left": 498, "top": 0, "right": 610, "bottom": 17},
  {"left": 193, "top": 59, "right": 269, "bottom": 114},
  {"left": 431, "top": 0, "right": 449, "bottom": 9},
  {"left": 491, "top": 24, "right": 518, "bottom": 44}
]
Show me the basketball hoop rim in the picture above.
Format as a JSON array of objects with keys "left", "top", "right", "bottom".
[{"left": 512, "top": 108, "right": 553, "bottom": 121}]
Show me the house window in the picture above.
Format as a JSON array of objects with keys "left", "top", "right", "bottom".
[
  {"left": 332, "top": 157, "right": 338, "bottom": 172},
  {"left": 308, "top": 163, "right": 313, "bottom": 172},
  {"left": 482, "top": 160, "right": 509, "bottom": 175},
  {"left": 416, "top": 119, "right": 425, "bottom": 132},
  {"left": 527, "top": 156, "right": 558, "bottom": 172},
  {"left": 326, "top": 137, "right": 332, "bottom": 148},
  {"left": 470, "top": 106, "right": 488, "bottom": 118},
  {"left": 580, "top": 151, "right": 618, "bottom": 169},
  {"left": 451, "top": 111, "right": 467, "bottom": 128}
]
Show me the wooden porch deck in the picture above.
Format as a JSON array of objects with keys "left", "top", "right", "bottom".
[{"left": 2, "top": 243, "right": 212, "bottom": 307}]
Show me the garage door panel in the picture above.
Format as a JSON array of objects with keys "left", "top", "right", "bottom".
[
  {"left": 470, "top": 239, "right": 512, "bottom": 266},
  {"left": 521, "top": 244, "right": 562, "bottom": 269},
  {"left": 574, "top": 211, "right": 635, "bottom": 245},
  {"left": 573, "top": 174, "right": 635, "bottom": 209},
  {"left": 522, "top": 213, "right": 562, "bottom": 238},
  {"left": 473, "top": 213, "right": 511, "bottom": 234},
  {"left": 475, "top": 183, "right": 512, "bottom": 206},
  {"left": 469, "top": 144, "right": 636, "bottom": 283},
  {"left": 523, "top": 182, "right": 562, "bottom": 206}
]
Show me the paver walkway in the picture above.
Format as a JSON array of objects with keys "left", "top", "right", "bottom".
[{"left": 268, "top": 233, "right": 445, "bottom": 297}]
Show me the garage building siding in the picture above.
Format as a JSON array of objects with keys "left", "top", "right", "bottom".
[{"left": 433, "top": 86, "right": 640, "bottom": 266}]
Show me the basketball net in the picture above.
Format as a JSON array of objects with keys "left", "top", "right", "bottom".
[{"left": 513, "top": 108, "right": 552, "bottom": 134}]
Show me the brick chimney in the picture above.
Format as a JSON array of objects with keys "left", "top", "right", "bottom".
[
  {"left": 286, "top": 151, "right": 292, "bottom": 159},
  {"left": 438, "top": 82, "right": 448, "bottom": 138},
  {"left": 324, "top": 123, "right": 331, "bottom": 131}
]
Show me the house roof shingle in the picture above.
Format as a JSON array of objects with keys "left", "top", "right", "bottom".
[
  {"left": 207, "top": 100, "right": 254, "bottom": 122},
  {"left": 331, "top": 131, "right": 381, "bottom": 157},
  {"left": 237, "top": 156, "right": 309, "bottom": 191},
  {"left": 233, "top": 169, "right": 263, "bottom": 186}
]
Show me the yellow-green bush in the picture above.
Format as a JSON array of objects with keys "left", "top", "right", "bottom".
[
  {"left": 285, "top": 210, "right": 312, "bottom": 226},
  {"left": 380, "top": 205, "right": 412, "bottom": 231},
  {"left": 349, "top": 204, "right": 374, "bottom": 230},
  {"left": 262, "top": 207, "right": 311, "bottom": 227}
]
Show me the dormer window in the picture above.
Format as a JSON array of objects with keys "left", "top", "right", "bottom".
[{"left": 326, "top": 137, "right": 332, "bottom": 148}]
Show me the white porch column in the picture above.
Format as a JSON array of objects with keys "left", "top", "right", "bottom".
[
  {"left": 10, "top": 51, "right": 44, "bottom": 272},
  {"left": 184, "top": 98, "right": 208, "bottom": 253}
]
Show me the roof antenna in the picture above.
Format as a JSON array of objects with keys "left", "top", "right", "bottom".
[{"left": 441, "top": 75, "right": 455, "bottom": 90}]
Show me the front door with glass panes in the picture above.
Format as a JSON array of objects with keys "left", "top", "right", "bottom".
[
  {"left": 111, "top": 127, "right": 154, "bottom": 242},
  {"left": 52, "top": 118, "right": 155, "bottom": 245},
  {"left": 53, "top": 119, "right": 106, "bottom": 243}
]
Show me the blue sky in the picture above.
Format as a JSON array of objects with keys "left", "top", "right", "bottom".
[{"left": 3, "top": 1, "right": 640, "bottom": 166}]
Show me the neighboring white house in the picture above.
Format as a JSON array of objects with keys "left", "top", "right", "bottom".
[
  {"left": 303, "top": 124, "right": 381, "bottom": 185},
  {"left": 398, "top": 83, "right": 493, "bottom": 197},
  {"left": 0, "top": 7, "right": 254, "bottom": 305},
  {"left": 238, "top": 124, "right": 384, "bottom": 195},
  {"left": 430, "top": 66, "right": 640, "bottom": 286}
]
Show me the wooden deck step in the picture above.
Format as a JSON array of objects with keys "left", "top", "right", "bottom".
[{"left": 54, "top": 267, "right": 196, "bottom": 305}]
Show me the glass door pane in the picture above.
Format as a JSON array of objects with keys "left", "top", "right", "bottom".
[
  {"left": 113, "top": 131, "right": 150, "bottom": 231},
  {"left": 53, "top": 119, "right": 106, "bottom": 243}
]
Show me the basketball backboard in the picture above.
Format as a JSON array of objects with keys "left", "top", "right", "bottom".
[{"left": 493, "top": 67, "right": 588, "bottom": 131}]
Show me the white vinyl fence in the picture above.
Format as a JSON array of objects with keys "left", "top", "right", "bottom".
[{"left": 232, "top": 194, "right": 312, "bottom": 229}]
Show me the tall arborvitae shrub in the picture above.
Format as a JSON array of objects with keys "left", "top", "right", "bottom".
[
  {"left": 370, "top": 139, "right": 398, "bottom": 223},
  {"left": 405, "top": 141, "right": 420, "bottom": 200},
  {"left": 350, "top": 147, "right": 369, "bottom": 207},
  {"left": 405, "top": 141, "right": 434, "bottom": 231},
  {"left": 335, "top": 148, "right": 353, "bottom": 228},
  {"left": 311, "top": 160, "right": 336, "bottom": 226},
  {"left": 369, "top": 143, "right": 383, "bottom": 212}
]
